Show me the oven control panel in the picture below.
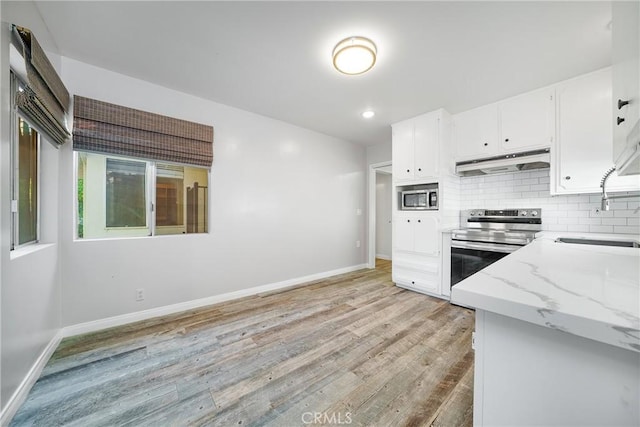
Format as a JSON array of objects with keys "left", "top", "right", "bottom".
[{"left": 466, "top": 209, "right": 541, "bottom": 218}]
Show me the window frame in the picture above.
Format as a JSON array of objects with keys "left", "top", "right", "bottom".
[
  {"left": 11, "top": 72, "right": 42, "bottom": 250},
  {"left": 73, "top": 151, "right": 210, "bottom": 240}
]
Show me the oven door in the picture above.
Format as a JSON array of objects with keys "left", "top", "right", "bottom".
[{"left": 450, "top": 241, "right": 520, "bottom": 287}]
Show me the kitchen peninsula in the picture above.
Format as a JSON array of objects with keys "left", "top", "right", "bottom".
[{"left": 451, "top": 232, "right": 640, "bottom": 426}]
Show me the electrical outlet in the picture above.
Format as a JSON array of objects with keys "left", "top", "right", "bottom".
[
  {"left": 356, "top": 208, "right": 362, "bottom": 216},
  {"left": 136, "top": 288, "right": 144, "bottom": 302},
  {"left": 356, "top": 240, "right": 361, "bottom": 248}
]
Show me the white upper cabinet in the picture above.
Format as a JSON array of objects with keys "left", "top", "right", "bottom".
[
  {"left": 392, "top": 112, "right": 440, "bottom": 182},
  {"left": 454, "top": 88, "right": 553, "bottom": 161},
  {"left": 414, "top": 114, "right": 439, "bottom": 179},
  {"left": 612, "top": 1, "right": 640, "bottom": 175},
  {"left": 552, "top": 68, "right": 639, "bottom": 194},
  {"left": 392, "top": 120, "right": 415, "bottom": 182},
  {"left": 499, "top": 87, "right": 555, "bottom": 152},
  {"left": 453, "top": 104, "right": 499, "bottom": 160}
]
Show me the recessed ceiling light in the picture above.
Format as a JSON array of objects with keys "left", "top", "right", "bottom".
[
  {"left": 332, "top": 36, "right": 377, "bottom": 75},
  {"left": 362, "top": 110, "right": 375, "bottom": 119}
]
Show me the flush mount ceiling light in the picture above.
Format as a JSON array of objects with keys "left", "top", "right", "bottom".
[
  {"left": 362, "top": 110, "right": 375, "bottom": 119},
  {"left": 332, "top": 36, "right": 377, "bottom": 75}
]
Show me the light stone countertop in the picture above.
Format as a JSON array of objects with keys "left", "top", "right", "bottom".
[{"left": 450, "top": 231, "right": 640, "bottom": 353}]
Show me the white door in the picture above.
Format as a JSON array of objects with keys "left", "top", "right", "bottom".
[
  {"left": 392, "top": 121, "right": 415, "bottom": 182},
  {"left": 555, "top": 68, "right": 639, "bottom": 194},
  {"left": 500, "top": 87, "right": 554, "bottom": 152},
  {"left": 394, "top": 216, "right": 415, "bottom": 251},
  {"left": 612, "top": 1, "right": 640, "bottom": 173},
  {"left": 454, "top": 104, "right": 500, "bottom": 160},
  {"left": 413, "top": 216, "right": 440, "bottom": 255},
  {"left": 414, "top": 114, "right": 439, "bottom": 179}
]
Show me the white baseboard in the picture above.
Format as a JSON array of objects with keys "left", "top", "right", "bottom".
[
  {"left": 63, "top": 263, "right": 368, "bottom": 338},
  {"left": 0, "top": 330, "right": 63, "bottom": 426},
  {"left": 375, "top": 254, "right": 392, "bottom": 260}
]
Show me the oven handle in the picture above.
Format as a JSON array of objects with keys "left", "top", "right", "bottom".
[{"left": 451, "top": 240, "right": 521, "bottom": 254}]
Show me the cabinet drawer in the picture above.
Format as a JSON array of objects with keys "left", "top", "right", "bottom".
[
  {"left": 393, "top": 255, "right": 439, "bottom": 273},
  {"left": 393, "top": 265, "right": 440, "bottom": 294}
]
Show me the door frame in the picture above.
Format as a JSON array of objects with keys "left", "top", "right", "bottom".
[{"left": 368, "top": 161, "right": 392, "bottom": 268}]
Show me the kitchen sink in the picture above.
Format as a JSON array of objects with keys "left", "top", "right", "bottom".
[{"left": 555, "top": 237, "right": 640, "bottom": 248}]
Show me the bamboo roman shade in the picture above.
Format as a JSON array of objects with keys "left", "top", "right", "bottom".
[
  {"left": 73, "top": 96, "right": 214, "bottom": 168},
  {"left": 12, "top": 25, "right": 71, "bottom": 145}
]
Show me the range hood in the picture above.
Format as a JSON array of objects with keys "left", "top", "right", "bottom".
[{"left": 455, "top": 148, "right": 551, "bottom": 177}]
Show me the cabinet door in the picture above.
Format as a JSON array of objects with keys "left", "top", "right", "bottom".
[
  {"left": 453, "top": 104, "right": 499, "bottom": 160},
  {"left": 414, "top": 114, "right": 439, "bottom": 179},
  {"left": 392, "top": 121, "right": 415, "bottom": 182},
  {"left": 394, "top": 217, "right": 415, "bottom": 251},
  {"left": 500, "top": 87, "right": 554, "bottom": 152},
  {"left": 612, "top": 1, "right": 640, "bottom": 175},
  {"left": 414, "top": 216, "right": 440, "bottom": 255},
  {"left": 555, "top": 68, "right": 639, "bottom": 194}
]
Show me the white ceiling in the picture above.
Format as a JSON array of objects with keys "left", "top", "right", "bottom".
[{"left": 34, "top": 1, "right": 612, "bottom": 146}]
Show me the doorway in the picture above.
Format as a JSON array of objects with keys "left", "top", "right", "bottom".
[{"left": 368, "top": 162, "right": 392, "bottom": 268}]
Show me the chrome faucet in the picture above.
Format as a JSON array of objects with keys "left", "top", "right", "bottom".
[{"left": 600, "top": 166, "right": 640, "bottom": 211}]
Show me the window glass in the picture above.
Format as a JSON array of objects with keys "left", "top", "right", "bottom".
[
  {"left": 155, "top": 164, "right": 185, "bottom": 234},
  {"left": 185, "top": 166, "right": 209, "bottom": 234},
  {"left": 106, "top": 158, "right": 147, "bottom": 227},
  {"left": 155, "top": 163, "right": 208, "bottom": 235},
  {"left": 17, "top": 117, "right": 39, "bottom": 245}
]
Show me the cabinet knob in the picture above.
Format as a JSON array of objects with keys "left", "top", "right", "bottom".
[
  {"left": 418, "top": 219, "right": 421, "bottom": 223},
  {"left": 411, "top": 281, "right": 415, "bottom": 285},
  {"left": 483, "top": 142, "right": 488, "bottom": 146},
  {"left": 617, "top": 116, "right": 625, "bottom": 126},
  {"left": 504, "top": 138, "right": 509, "bottom": 142},
  {"left": 564, "top": 176, "right": 571, "bottom": 180},
  {"left": 407, "top": 219, "right": 410, "bottom": 223},
  {"left": 406, "top": 169, "right": 410, "bottom": 173},
  {"left": 418, "top": 168, "right": 422, "bottom": 172},
  {"left": 618, "top": 99, "right": 630, "bottom": 110}
]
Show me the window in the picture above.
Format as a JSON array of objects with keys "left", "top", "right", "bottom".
[
  {"left": 14, "top": 117, "right": 40, "bottom": 247},
  {"left": 10, "top": 72, "right": 41, "bottom": 250},
  {"left": 72, "top": 95, "right": 212, "bottom": 239},
  {"left": 76, "top": 152, "right": 209, "bottom": 239},
  {"left": 106, "top": 158, "right": 147, "bottom": 228}
]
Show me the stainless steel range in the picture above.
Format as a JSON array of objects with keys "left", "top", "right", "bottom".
[{"left": 450, "top": 208, "right": 542, "bottom": 288}]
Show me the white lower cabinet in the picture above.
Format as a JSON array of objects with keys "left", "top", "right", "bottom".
[
  {"left": 392, "top": 214, "right": 443, "bottom": 297},
  {"left": 392, "top": 253, "right": 440, "bottom": 295},
  {"left": 393, "top": 215, "right": 439, "bottom": 256},
  {"left": 473, "top": 310, "right": 639, "bottom": 426}
]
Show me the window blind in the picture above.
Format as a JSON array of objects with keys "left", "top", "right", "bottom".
[
  {"left": 73, "top": 96, "right": 214, "bottom": 168},
  {"left": 12, "top": 25, "right": 71, "bottom": 146}
]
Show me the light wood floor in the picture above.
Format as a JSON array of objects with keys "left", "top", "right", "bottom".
[{"left": 11, "top": 259, "right": 474, "bottom": 426}]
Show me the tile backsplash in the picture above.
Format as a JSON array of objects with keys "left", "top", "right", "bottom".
[{"left": 460, "top": 168, "right": 640, "bottom": 235}]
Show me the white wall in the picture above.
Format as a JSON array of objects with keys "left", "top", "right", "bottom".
[
  {"left": 460, "top": 168, "right": 640, "bottom": 234},
  {"left": 375, "top": 172, "right": 392, "bottom": 259},
  {"left": 366, "top": 140, "right": 392, "bottom": 166},
  {"left": 59, "top": 58, "right": 367, "bottom": 326},
  {"left": 0, "top": 1, "right": 63, "bottom": 412}
]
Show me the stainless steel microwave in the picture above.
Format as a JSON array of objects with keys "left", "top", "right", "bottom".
[{"left": 401, "top": 189, "right": 438, "bottom": 210}]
